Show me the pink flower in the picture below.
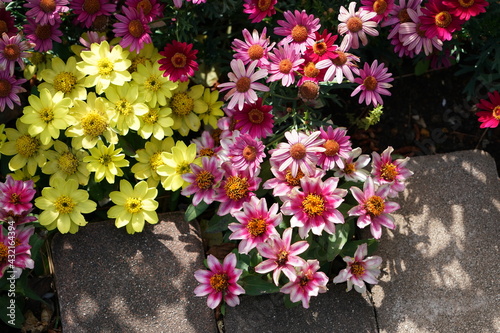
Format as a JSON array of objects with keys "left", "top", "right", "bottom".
[
  {"left": 255, "top": 228, "right": 309, "bottom": 285},
  {"left": 0, "top": 34, "right": 33, "bottom": 76},
  {"left": 274, "top": 10, "right": 320, "bottom": 55},
  {"left": 128, "top": 0, "right": 165, "bottom": 22},
  {"left": 113, "top": 7, "right": 152, "bottom": 53},
  {"left": 0, "top": 176, "right": 36, "bottom": 216},
  {"left": 182, "top": 157, "right": 224, "bottom": 206},
  {"left": 420, "top": 0, "right": 464, "bottom": 41},
  {"left": 24, "top": 0, "right": 69, "bottom": 26},
  {"left": 361, "top": 0, "right": 395, "bottom": 23},
  {"left": 158, "top": 40, "right": 199, "bottom": 82},
  {"left": 24, "top": 17, "right": 63, "bottom": 52},
  {"left": 192, "top": 130, "right": 221, "bottom": 158},
  {"left": 333, "top": 243, "right": 382, "bottom": 293},
  {"left": 333, "top": 147, "right": 371, "bottom": 182},
  {"left": 476, "top": 91, "right": 500, "bottom": 129},
  {"left": 399, "top": 7, "right": 443, "bottom": 56},
  {"left": 320, "top": 48, "right": 360, "bottom": 84},
  {"left": 316, "top": 126, "right": 352, "bottom": 170},
  {"left": 351, "top": 60, "right": 393, "bottom": 107},
  {"left": 0, "top": 9, "right": 18, "bottom": 37},
  {"left": 337, "top": 2, "right": 379, "bottom": 50},
  {"left": 348, "top": 177, "right": 400, "bottom": 239},
  {"left": 443, "top": 0, "right": 488, "bottom": 21},
  {"left": 281, "top": 176, "right": 347, "bottom": 239},
  {"left": 381, "top": 0, "right": 422, "bottom": 39},
  {"left": 263, "top": 166, "right": 326, "bottom": 201},
  {"left": 231, "top": 28, "right": 275, "bottom": 69},
  {"left": 218, "top": 59, "right": 269, "bottom": 111},
  {"left": 228, "top": 197, "right": 282, "bottom": 254},
  {"left": 227, "top": 133, "right": 266, "bottom": 176},
  {"left": 269, "top": 129, "right": 325, "bottom": 178},
  {"left": 194, "top": 253, "right": 245, "bottom": 309},
  {"left": 0, "top": 71, "right": 27, "bottom": 111},
  {"left": 371, "top": 146, "right": 413, "bottom": 197},
  {"left": 280, "top": 259, "right": 328, "bottom": 308},
  {"left": 0, "top": 225, "right": 35, "bottom": 279},
  {"left": 233, "top": 98, "right": 274, "bottom": 139},
  {"left": 304, "top": 29, "right": 339, "bottom": 63},
  {"left": 70, "top": 0, "right": 117, "bottom": 28},
  {"left": 267, "top": 43, "right": 304, "bottom": 87},
  {"left": 297, "top": 56, "right": 325, "bottom": 86},
  {"left": 243, "top": 0, "right": 277, "bottom": 23},
  {"left": 0, "top": 209, "right": 37, "bottom": 226}
]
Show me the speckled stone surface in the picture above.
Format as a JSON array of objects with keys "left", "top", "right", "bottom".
[
  {"left": 224, "top": 283, "right": 378, "bottom": 333},
  {"left": 51, "top": 211, "right": 217, "bottom": 333},
  {"left": 371, "top": 150, "right": 500, "bottom": 333}
]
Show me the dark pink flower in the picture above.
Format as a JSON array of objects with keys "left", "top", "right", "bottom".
[
  {"left": 243, "top": 0, "right": 277, "bottom": 23},
  {"left": 0, "top": 225, "right": 35, "bottom": 278},
  {"left": 361, "top": 0, "right": 395, "bottom": 23},
  {"left": 128, "top": 0, "right": 164, "bottom": 22},
  {"left": 233, "top": 98, "right": 274, "bottom": 139},
  {"left": 24, "top": 0, "right": 69, "bottom": 26},
  {"left": 476, "top": 91, "right": 500, "bottom": 129},
  {"left": 420, "top": 0, "right": 464, "bottom": 41},
  {"left": 24, "top": 17, "right": 63, "bottom": 52},
  {"left": 0, "top": 8, "right": 18, "bottom": 37},
  {"left": 158, "top": 40, "right": 199, "bottom": 82},
  {"left": 0, "top": 70, "right": 27, "bottom": 111},
  {"left": 0, "top": 176, "right": 36, "bottom": 216},
  {"left": 304, "top": 29, "right": 339, "bottom": 63},
  {"left": 113, "top": 7, "right": 152, "bottom": 53},
  {"left": 442, "top": 0, "right": 488, "bottom": 21},
  {"left": 181, "top": 156, "right": 224, "bottom": 206},
  {"left": 70, "top": 0, "right": 117, "bottom": 29}
]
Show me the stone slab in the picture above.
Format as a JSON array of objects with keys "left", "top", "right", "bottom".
[
  {"left": 224, "top": 283, "right": 378, "bottom": 333},
  {"left": 372, "top": 150, "right": 500, "bottom": 333},
  {"left": 51, "top": 211, "right": 217, "bottom": 333}
]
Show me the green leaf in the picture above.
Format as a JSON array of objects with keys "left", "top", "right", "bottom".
[
  {"left": 241, "top": 275, "right": 280, "bottom": 296},
  {"left": 326, "top": 223, "right": 350, "bottom": 262},
  {"left": 184, "top": 201, "right": 209, "bottom": 222},
  {"left": 205, "top": 214, "right": 236, "bottom": 233},
  {"left": 341, "top": 239, "right": 380, "bottom": 257},
  {"left": 414, "top": 59, "right": 430, "bottom": 76}
]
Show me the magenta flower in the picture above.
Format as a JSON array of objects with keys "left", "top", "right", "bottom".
[
  {"left": 0, "top": 34, "right": 33, "bottom": 76},
  {"left": 281, "top": 176, "right": 347, "bottom": 239},
  {"left": 24, "top": 17, "right": 63, "bottom": 52},
  {"left": 243, "top": 0, "right": 277, "bottom": 23},
  {"left": 263, "top": 166, "right": 325, "bottom": 200},
  {"left": 442, "top": 0, "right": 488, "bottom": 21},
  {"left": 228, "top": 197, "right": 282, "bottom": 254},
  {"left": 274, "top": 10, "right": 320, "bottom": 55},
  {"left": 361, "top": 0, "right": 395, "bottom": 23},
  {"left": 194, "top": 253, "right": 245, "bottom": 309},
  {"left": 348, "top": 177, "right": 400, "bottom": 239},
  {"left": 351, "top": 60, "right": 393, "bottom": 107},
  {"left": 0, "top": 9, "right": 18, "bottom": 37},
  {"left": 280, "top": 259, "right": 328, "bottom": 308},
  {"left": 227, "top": 133, "right": 266, "bottom": 176},
  {"left": 0, "top": 225, "right": 35, "bottom": 279},
  {"left": 0, "top": 70, "right": 27, "bottom": 111},
  {"left": 218, "top": 59, "right": 269, "bottom": 111},
  {"left": 0, "top": 209, "right": 37, "bottom": 226},
  {"left": 333, "top": 147, "right": 371, "bottom": 182},
  {"left": 337, "top": 2, "right": 379, "bottom": 50},
  {"left": 70, "top": 0, "right": 117, "bottom": 28},
  {"left": 267, "top": 43, "right": 304, "bottom": 87},
  {"left": 182, "top": 157, "right": 224, "bottom": 206},
  {"left": 192, "top": 130, "right": 221, "bottom": 158},
  {"left": 24, "top": 0, "right": 69, "bottom": 26},
  {"left": 158, "top": 40, "right": 199, "bottom": 82},
  {"left": 113, "top": 7, "right": 152, "bottom": 54},
  {"left": 128, "top": 0, "right": 164, "bottom": 22},
  {"left": 317, "top": 126, "right": 352, "bottom": 170},
  {"left": 255, "top": 228, "right": 309, "bottom": 285},
  {"left": 476, "top": 91, "right": 500, "bottom": 129},
  {"left": 269, "top": 129, "right": 325, "bottom": 178},
  {"left": 320, "top": 48, "right": 360, "bottom": 84},
  {"left": 399, "top": 8, "right": 443, "bottom": 56},
  {"left": 233, "top": 98, "right": 274, "bottom": 139},
  {"left": 333, "top": 243, "right": 382, "bottom": 293},
  {"left": 231, "top": 28, "right": 275, "bottom": 69},
  {"left": 420, "top": 0, "right": 464, "bottom": 41},
  {"left": 297, "top": 57, "right": 325, "bottom": 86},
  {"left": 371, "top": 146, "right": 413, "bottom": 197},
  {"left": 0, "top": 176, "right": 36, "bottom": 216},
  {"left": 304, "top": 29, "right": 339, "bottom": 63}
]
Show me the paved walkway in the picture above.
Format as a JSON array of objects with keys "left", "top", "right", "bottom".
[{"left": 52, "top": 150, "right": 499, "bottom": 332}]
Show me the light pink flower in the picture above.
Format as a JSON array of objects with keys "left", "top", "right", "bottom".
[
  {"left": 319, "top": 49, "right": 360, "bottom": 84},
  {"left": 333, "top": 243, "right": 382, "bottom": 293},
  {"left": 317, "top": 126, "right": 352, "bottom": 170},
  {"left": 274, "top": 10, "right": 320, "bottom": 55},
  {"left": 348, "top": 177, "right": 400, "bottom": 239},
  {"left": 182, "top": 156, "right": 224, "bottom": 206},
  {"left": 233, "top": 98, "right": 274, "bottom": 139},
  {"left": 381, "top": 0, "right": 422, "bottom": 39},
  {"left": 351, "top": 60, "right": 393, "bottom": 107},
  {"left": 218, "top": 59, "right": 269, "bottom": 111},
  {"left": 267, "top": 43, "right": 304, "bottom": 87},
  {"left": 24, "top": 0, "right": 69, "bottom": 26},
  {"left": 243, "top": 0, "right": 277, "bottom": 23},
  {"left": 361, "top": 0, "right": 395, "bottom": 23},
  {"left": 371, "top": 146, "right": 413, "bottom": 197},
  {"left": 194, "top": 253, "right": 245, "bottom": 309},
  {"left": 280, "top": 259, "right": 329, "bottom": 308},
  {"left": 333, "top": 147, "right": 371, "bottom": 182},
  {"left": 192, "top": 130, "right": 222, "bottom": 158},
  {"left": 113, "top": 7, "right": 152, "bottom": 53},
  {"left": 399, "top": 8, "right": 443, "bottom": 56},
  {"left": 255, "top": 228, "right": 309, "bottom": 285},
  {"left": 263, "top": 166, "right": 325, "bottom": 201},
  {"left": 0, "top": 225, "right": 35, "bottom": 279},
  {"left": 232, "top": 28, "right": 275, "bottom": 69},
  {"left": 337, "top": 2, "right": 379, "bottom": 50},
  {"left": 0, "top": 175, "right": 36, "bottom": 216}
]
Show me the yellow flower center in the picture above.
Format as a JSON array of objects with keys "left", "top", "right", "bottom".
[
  {"left": 125, "top": 197, "right": 142, "bottom": 214},
  {"left": 324, "top": 139, "right": 340, "bottom": 156},
  {"left": 9, "top": 193, "right": 20, "bottom": 204},
  {"left": 290, "top": 143, "right": 306, "bottom": 160},
  {"left": 291, "top": 25, "right": 308, "bottom": 43},
  {"left": 128, "top": 19, "right": 144, "bottom": 38},
  {"left": 363, "top": 76, "right": 378, "bottom": 91},
  {"left": 199, "top": 148, "right": 215, "bottom": 157},
  {"left": 303, "top": 62, "right": 319, "bottom": 78},
  {"left": 4, "top": 44, "right": 20, "bottom": 61},
  {"left": 210, "top": 273, "right": 229, "bottom": 292},
  {"left": 0, "top": 243, "right": 8, "bottom": 264},
  {"left": 129, "top": 56, "right": 147, "bottom": 73},
  {"left": 0, "top": 78, "right": 12, "bottom": 98},
  {"left": 347, "top": 17, "right": 363, "bottom": 33},
  {"left": 398, "top": 9, "right": 411, "bottom": 23},
  {"left": 58, "top": 151, "right": 79, "bottom": 175},
  {"left": 40, "top": 0, "right": 57, "bottom": 12},
  {"left": 81, "top": 112, "right": 108, "bottom": 137},
  {"left": 236, "top": 77, "right": 251, "bottom": 93},
  {"left": 149, "top": 151, "right": 164, "bottom": 171},
  {"left": 373, "top": 0, "right": 388, "bottom": 15},
  {"left": 248, "top": 108, "right": 264, "bottom": 124},
  {"left": 332, "top": 51, "right": 348, "bottom": 66},
  {"left": 137, "top": 0, "right": 153, "bottom": 14},
  {"left": 54, "top": 195, "right": 75, "bottom": 214},
  {"left": 278, "top": 59, "right": 293, "bottom": 74},
  {"left": 492, "top": 106, "right": 500, "bottom": 120},
  {"left": 97, "top": 58, "right": 114, "bottom": 76},
  {"left": 302, "top": 193, "right": 325, "bottom": 217},
  {"left": 435, "top": 11, "right": 452, "bottom": 28},
  {"left": 143, "top": 108, "right": 159, "bottom": 124},
  {"left": 195, "top": 170, "right": 215, "bottom": 190},
  {"left": 53, "top": 72, "right": 78, "bottom": 94},
  {"left": 145, "top": 75, "right": 161, "bottom": 92},
  {"left": 276, "top": 250, "right": 288, "bottom": 266},
  {"left": 39, "top": 108, "right": 54, "bottom": 123},
  {"left": 171, "top": 53, "right": 187, "bottom": 68},
  {"left": 99, "top": 154, "right": 112, "bottom": 166},
  {"left": 313, "top": 40, "right": 327, "bottom": 56},
  {"left": 351, "top": 262, "right": 365, "bottom": 276},
  {"left": 248, "top": 44, "right": 264, "bottom": 60},
  {"left": 343, "top": 163, "right": 356, "bottom": 175},
  {"left": 83, "top": 0, "right": 101, "bottom": 14},
  {"left": 224, "top": 176, "right": 249, "bottom": 201},
  {"left": 257, "top": 0, "right": 272, "bottom": 11},
  {"left": 35, "top": 24, "right": 52, "bottom": 40},
  {"left": 285, "top": 169, "right": 304, "bottom": 187},
  {"left": 176, "top": 161, "right": 191, "bottom": 175},
  {"left": 247, "top": 217, "right": 267, "bottom": 237},
  {"left": 242, "top": 145, "right": 257, "bottom": 161},
  {"left": 30, "top": 52, "right": 46, "bottom": 65},
  {"left": 115, "top": 99, "right": 132, "bottom": 116},
  {"left": 458, "top": 0, "right": 474, "bottom": 8},
  {"left": 16, "top": 135, "right": 40, "bottom": 158},
  {"left": 171, "top": 92, "right": 194, "bottom": 116},
  {"left": 365, "top": 195, "right": 385, "bottom": 217},
  {"left": 0, "top": 20, "right": 7, "bottom": 36},
  {"left": 380, "top": 162, "right": 398, "bottom": 182}
]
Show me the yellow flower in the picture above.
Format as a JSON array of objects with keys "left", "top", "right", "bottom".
[
  {"left": 77, "top": 41, "right": 132, "bottom": 94},
  {"left": 132, "top": 61, "right": 178, "bottom": 107},
  {"left": 169, "top": 82, "right": 207, "bottom": 136},
  {"left": 35, "top": 178, "right": 96, "bottom": 234},
  {"left": 83, "top": 140, "right": 129, "bottom": 184},
  {"left": 0, "top": 123, "right": 6, "bottom": 152},
  {"left": 199, "top": 88, "right": 224, "bottom": 128},
  {"left": 9, "top": 167, "right": 40, "bottom": 185},
  {"left": 108, "top": 180, "right": 159, "bottom": 234},
  {"left": 20, "top": 88, "right": 74, "bottom": 145},
  {"left": 0, "top": 119, "right": 52, "bottom": 176},
  {"left": 127, "top": 42, "right": 162, "bottom": 73},
  {"left": 131, "top": 137, "right": 175, "bottom": 187},
  {"left": 105, "top": 82, "right": 149, "bottom": 135},
  {"left": 24, "top": 51, "right": 54, "bottom": 81},
  {"left": 157, "top": 141, "right": 201, "bottom": 191},
  {"left": 39, "top": 56, "right": 87, "bottom": 101},
  {"left": 138, "top": 105, "right": 174, "bottom": 140},
  {"left": 65, "top": 92, "right": 117, "bottom": 149},
  {"left": 42, "top": 140, "right": 90, "bottom": 186}
]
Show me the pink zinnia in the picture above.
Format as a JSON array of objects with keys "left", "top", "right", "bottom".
[
  {"left": 274, "top": 10, "right": 320, "bottom": 55},
  {"left": 281, "top": 176, "right": 347, "bottom": 239},
  {"left": 0, "top": 209, "right": 37, "bottom": 226},
  {"left": 70, "top": 0, "right": 117, "bottom": 28},
  {"left": 443, "top": 0, "right": 488, "bottom": 21},
  {"left": 399, "top": 8, "right": 443, "bottom": 56},
  {"left": 113, "top": 7, "right": 152, "bottom": 53},
  {"left": 351, "top": 60, "right": 393, "bottom": 107},
  {"left": 243, "top": 0, "right": 277, "bottom": 23},
  {"left": 24, "top": 0, "right": 69, "bottom": 26},
  {"left": 231, "top": 27, "right": 275, "bottom": 69},
  {"left": 337, "top": 2, "right": 379, "bottom": 50},
  {"left": 476, "top": 91, "right": 500, "bottom": 129},
  {"left": 317, "top": 126, "right": 352, "bottom": 170},
  {"left": 280, "top": 259, "right": 329, "bottom": 308},
  {"left": 0, "top": 176, "right": 36, "bottom": 216},
  {"left": 267, "top": 43, "right": 304, "bottom": 87},
  {"left": 361, "top": 0, "right": 395, "bottom": 23},
  {"left": 420, "top": 0, "right": 464, "bottom": 41},
  {"left": 228, "top": 197, "right": 282, "bottom": 254},
  {"left": 227, "top": 133, "right": 266, "bottom": 176},
  {"left": 255, "top": 228, "right": 309, "bottom": 285},
  {"left": 304, "top": 29, "right": 339, "bottom": 63},
  {"left": 0, "top": 225, "right": 35, "bottom": 279},
  {"left": 371, "top": 146, "right": 413, "bottom": 197},
  {"left": 0, "top": 34, "right": 33, "bottom": 76},
  {"left": 233, "top": 98, "right": 274, "bottom": 139},
  {"left": 158, "top": 40, "right": 199, "bottom": 82},
  {"left": 24, "top": 17, "right": 63, "bottom": 52},
  {"left": 194, "top": 253, "right": 245, "bottom": 309},
  {"left": 263, "top": 166, "right": 325, "bottom": 201},
  {"left": 218, "top": 59, "right": 269, "bottom": 111},
  {"left": 0, "top": 8, "right": 18, "bottom": 37},
  {"left": 348, "top": 177, "right": 400, "bottom": 239},
  {"left": 0, "top": 70, "right": 27, "bottom": 111},
  {"left": 320, "top": 48, "right": 360, "bottom": 84},
  {"left": 333, "top": 243, "right": 382, "bottom": 293},
  {"left": 181, "top": 156, "right": 224, "bottom": 206},
  {"left": 128, "top": 0, "right": 164, "bottom": 22}
]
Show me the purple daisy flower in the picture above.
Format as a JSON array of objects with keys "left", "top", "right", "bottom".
[
  {"left": 0, "top": 8, "right": 19, "bottom": 37},
  {"left": 0, "top": 34, "right": 33, "bottom": 76},
  {"left": 274, "top": 10, "right": 320, "bottom": 55},
  {"left": 70, "top": 0, "right": 117, "bottom": 29},
  {"left": 233, "top": 98, "right": 274, "bottom": 139},
  {"left": 24, "top": 17, "right": 63, "bottom": 52},
  {"left": 0, "top": 70, "right": 27, "bottom": 111},
  {"left": 399, "top": 7, "right": 443, "bottom": 56},
  {"left": 113, "top": 7, "right": 152, "bottom": 53},
  {"left": 24, "top": 0, "right": 70, "bottom": 26},
  {"left": 128, "top": 0, "right": 165, "bottom": 22},
  {"left": 351, "top": 60, "right": 393, "bottom": 107}
]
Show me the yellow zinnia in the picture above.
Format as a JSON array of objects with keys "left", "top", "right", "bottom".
[
  {"left": 138, "top": 105, "right": 174, "bottom": 140},
  {"left": 132, "top": 61, "right": 178, "bottom": 107},
  {"left": 199, "top": 88, "right": 224, "bottom": 128},
  {"left": 39, "top": 56, "right": 87, "bottom": 101},
  {"left": 157, "top": 141, "right": 201, "bottom": 191},
  {"left": 131, "top": 137, "right": 175, "bottom": 187},
  {"left": 42, "top": 140, "right": 90, "bottom": 186},
  {"left": 169, "top": 82, "right": 207, "bottom": 136},
  {"left": 83, "top": 140, "right": 130, "bottom": 184}
]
